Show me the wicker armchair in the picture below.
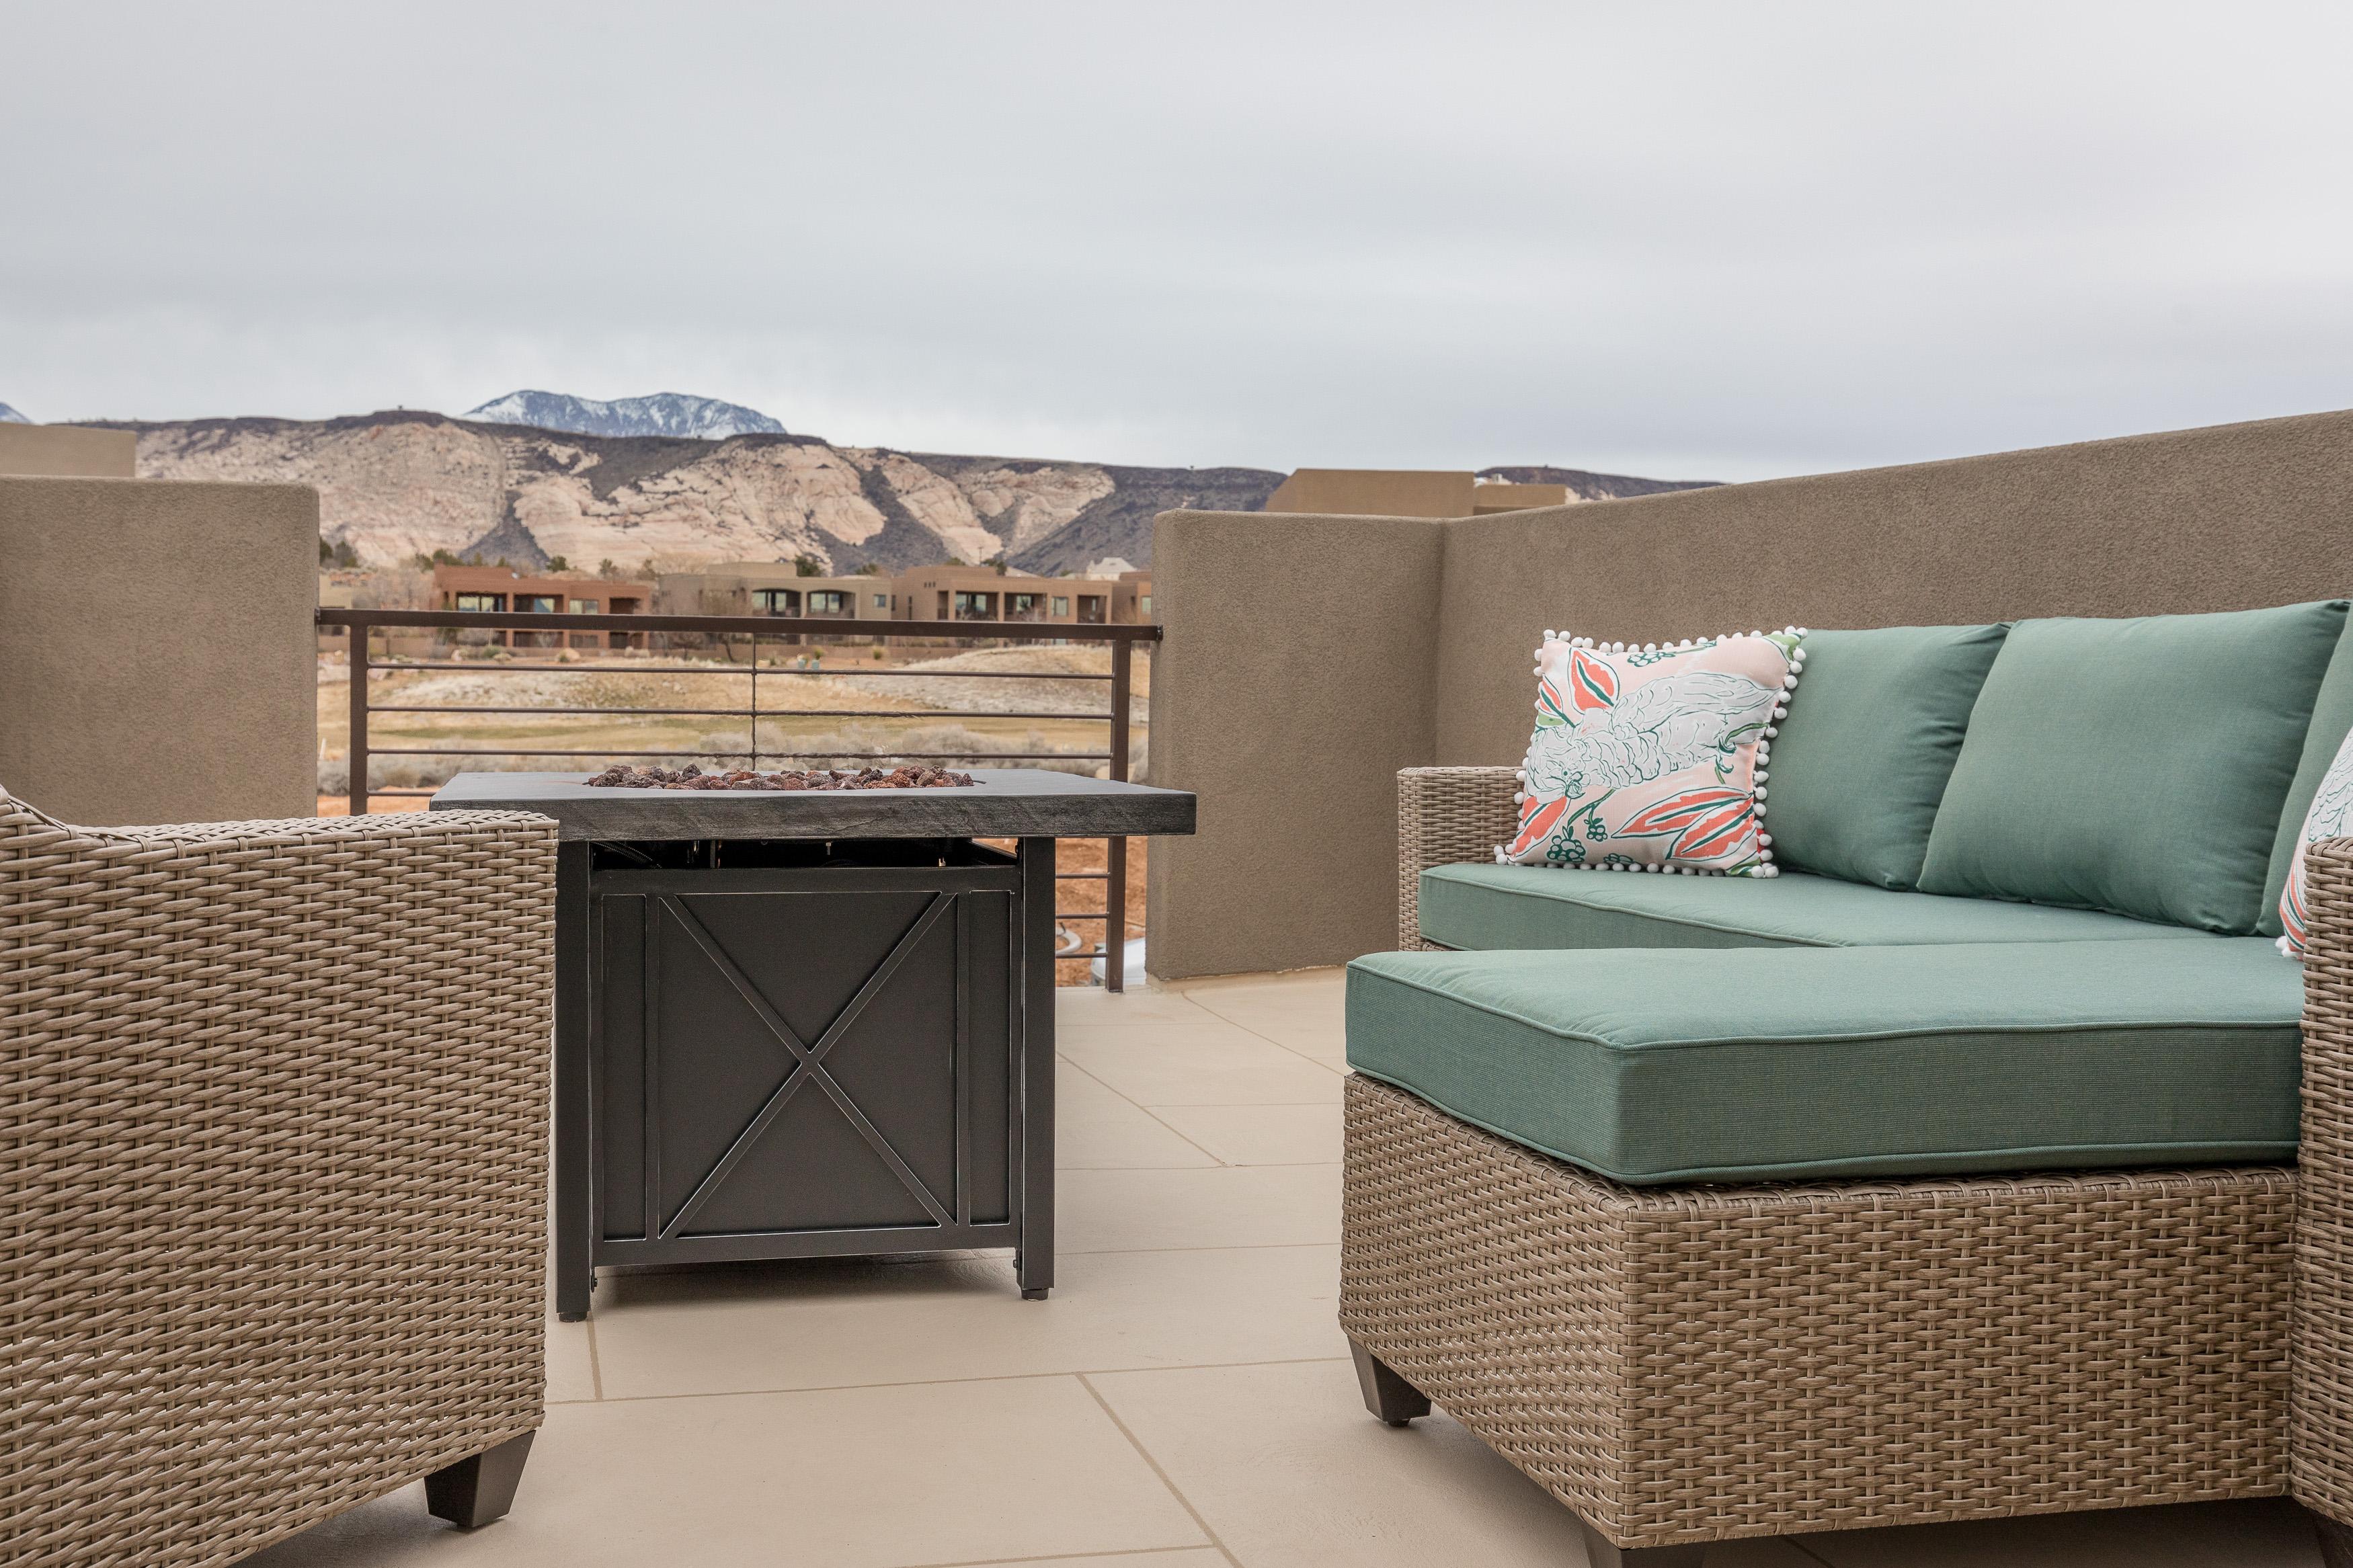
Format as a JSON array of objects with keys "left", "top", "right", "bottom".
[
  {"left": 1361, "top": 766, "right": 2353, "bottom": 1565},
  {"left": 1, "top": 787, "right": 557, "bottom": 1563}
]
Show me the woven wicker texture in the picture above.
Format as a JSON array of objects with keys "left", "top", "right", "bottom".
[
  {"left": 1, "top": 790, "right": 557, "bottom": 1566},
  {"left": 1396, "top": 766, "right": 1518, "bottom": 949},
  {"left": 2295, "top": 837, "right": 2353, "bottom": 1526},
  {"left": 1341, "top": 1073, "right": 2292, "bottom": 1547}
]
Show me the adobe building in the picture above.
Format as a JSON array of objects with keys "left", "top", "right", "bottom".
[
  {"left": 0, "top": 421, "right": 137, "bottom": 479},
  {"left": 663, "top": 562, "right": 1156, "bottom": 629},
  {"left": 655, "top": 563, "right": 895, "bottom": 623},
  {"left": 430, "top": 564, "right": 653, "bottom": 649},
  {"left": 1265, "top": 468, "right": 1568, "bottom": 518}
]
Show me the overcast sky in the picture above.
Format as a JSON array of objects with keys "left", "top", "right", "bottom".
[{"left": 4, "top": 3, "right": 2349, "bottom": 481}]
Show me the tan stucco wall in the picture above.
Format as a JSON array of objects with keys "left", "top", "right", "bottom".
[
  {"left": 1436, "top": 407, "right": 2353, "bottom": 764},
  {"left": 0, "top": 423, "right": 138, "bottom": 478},
  {"left": 0, "top": 477, "right": 318, "bottom": 825},
  {"left": 1265, "top": 469, "right": 1475, "bottom": 518},
  {"left": 1146, "top": 509, "right": 1445, "bottom": 979},
  {"left": 1148, "top": 406, "right": 2353, "bottom": 979}
]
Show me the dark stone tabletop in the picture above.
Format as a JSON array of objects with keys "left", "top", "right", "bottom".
[{"left": 430, "top": 768, "right": 1197, "bottom": 841}]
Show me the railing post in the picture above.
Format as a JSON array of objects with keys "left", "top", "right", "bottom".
[
  {"left": 348, "top": 613, "right": 370, "bottom": 817},
  {"left": 1106, "top": 634, "right": 1133, "bottom": 993}
]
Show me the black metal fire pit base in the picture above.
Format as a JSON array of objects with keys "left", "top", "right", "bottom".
[{"left": 433, "top": 770, "right": 1195, "bottom": 1321}]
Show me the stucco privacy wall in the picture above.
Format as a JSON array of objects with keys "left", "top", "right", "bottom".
[
  {"left": 0, "top": 423, "right": 137, "bottom": 478},
  {"left": 1436, "top": 409, "right": 2353, "bottom": 764},
  {"left": 0, "top": 477, "right": 318, "bottom": 824},
  {"left": 1146, "top": 510, "right": 1445, "bottom": 978},
  {"left": 1146, "top": 407, "right": 2353, "bottom": 979}
]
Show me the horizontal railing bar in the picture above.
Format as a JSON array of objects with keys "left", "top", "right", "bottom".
[
  {"left": 367, "top": 704, "right": 1117, "bottom": 720},
  {"left": 366, "top": 747, "right": 1113, "bottom": 759},
  {"left": 358, "top": 663, "right": 1117, "bottom": 680},
  {"left": 320, "top": 607, "right": 1160, "bottom": 642},
  {"left": 1055, "top": 912, "right": 1111, "bottom": 921}
]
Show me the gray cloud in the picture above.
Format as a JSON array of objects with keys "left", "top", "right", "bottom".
[{"left": 3, "top": 1, "right": 2348, "bottom": 480}]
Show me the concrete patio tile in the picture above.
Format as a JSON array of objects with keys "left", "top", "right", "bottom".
[
  {"left": 1795, "top": 1496, "right": 2321, "bottom": 1566},
  {"left": 1058, "top": 1024, "right": 1344, "bottom": 1107},
  {"left": 245, "top": 1376, "right": 1207, "bottom": 1568},
  {"left": 1086, "top": 1358, "right": 1818, "bottom": 1568},
  {"left": 1168, "top": 966, "right": 1348, "bottom": 1000},
  {"left": 1055, "top": 982, "right": 1226, "bottom": 1028},
  {"left": 982, "top": 1555, "right": 1228, "bottom": 1567},
  {"left": 1061, "top": 1163, "right": 1342, "bottom": 1253},
  {"left": 1181, "top": 972, "right": 1350, "bottom": 1063},
  {"left": 588, "top": 1244, "right": 1346, "bottom": 1399},
  {"left": 1059, "top": 1059, "right": 1220, "bottom": 1168},
  {"left": 545, "top": 1317, "right": 597, "bottom": 1404},
  {"left": 1154, "top": 1102, "right": 1343, "bottom": 1165}
]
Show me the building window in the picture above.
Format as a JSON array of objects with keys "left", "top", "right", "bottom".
[
  {"left": 516, "top": 595, "right": 559, "bottom": 614},
  {"left": 937, "top": 589, "right": 951, "bottom": 618},
  {"left": 455, "top": 593, "right": 506, "bottom": 612},
  {"left": 753, "top": 588, "right": 801, "bottom": 615},
  {"left": 808, "top": 590, "right": 848, "bottom": 615},
  {"left": 1051, "top": 595, "right": 1070, "bottom": 616},
  {"left": 873, "top": 593, "right": 889, "bottom": 609},
  {"left": 1140, "top": 594, "right": 1153, "bottom": 617},
  {"left": 953, "top": 591, "right": 998, "bottom": 620},
  {"left": 1006, "top": 592, "right": 1045, "bottom": 621},
  {"left": 1076, "top": 594, "right": 1107, "bottom": 624},
  {"left": 569, "top": 597, "right": 599, "bottom": 614}
]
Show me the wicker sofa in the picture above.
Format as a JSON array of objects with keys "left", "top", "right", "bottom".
[
  {"left": 1337, "top": 612, "right": 2353, "bottom": 1565},
  {"left": 1, "top": 787, "right": 557, "bottom": 1563}
]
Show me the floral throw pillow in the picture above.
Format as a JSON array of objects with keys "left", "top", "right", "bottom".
[
  {"left": 2280, "top": 727, "right": 2353, "bottom": 959},
  {"left": 1499, "top": 628, "right": 1806, "bottom": 876}
]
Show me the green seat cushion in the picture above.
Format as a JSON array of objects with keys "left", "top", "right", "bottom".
[
  {"left": 1917, "top": 602, "right": 2347, "bottom": 934},
  {"left": 1765, "top": 624, "right": 2008, "bottom": 890},
  {"left": 1419, "top": 862, "right": 2214, "bottom": 951},
  {"left": 1345, "top": 940, "right": 2302, "bottom": 1184},
  {"left": 2262, "top": 623, "right": 2353, "bottom": 936}
]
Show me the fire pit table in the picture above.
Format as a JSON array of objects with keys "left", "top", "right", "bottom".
[{"left": 432, "top": 768, "right": 1196, "bottom": 1320}]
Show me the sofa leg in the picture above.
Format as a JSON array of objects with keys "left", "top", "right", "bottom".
[
  {"left": 2318, "top": 1510, "right": 2353, "bottom": 1568},
  {"left": 1349, "top": 1339, "right": 1431, "bottom": 1426},
  {"left": 1576, "top": 1514, "right": 1706, "bottom": 1567},
  {"left": 424, "top": 1431, "right": 536, "bottom": 1529}
]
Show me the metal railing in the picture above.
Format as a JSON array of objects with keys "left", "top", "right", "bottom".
[{"left": 317, "top": 606, "right": 1155, "bottom": 991}]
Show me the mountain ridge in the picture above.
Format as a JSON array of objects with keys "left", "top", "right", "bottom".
[
  {"left": 463, "top": 389, "right": 786, "bottom": 440},
  {"left": 84, "top": 404, "right": 1711, "bottom": 575}
]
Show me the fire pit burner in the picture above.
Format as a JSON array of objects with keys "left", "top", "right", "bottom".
[{"left": 586, "top": 763, "right": 977, "bottom": 791}]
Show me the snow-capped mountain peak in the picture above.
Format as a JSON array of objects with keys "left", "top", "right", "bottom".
[
  {"left": 462, "top": 390, "right": 785, "bottom": 440},
  {"left": 0, "top": 402, "right": 31, "bottom": 424}
]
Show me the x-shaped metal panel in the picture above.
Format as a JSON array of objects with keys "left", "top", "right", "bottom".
[{"left": 655, "top": 892, "right": 956, "bottom": 1239}]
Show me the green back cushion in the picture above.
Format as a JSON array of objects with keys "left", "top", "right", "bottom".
[
  {"left": 1917, "top": 601, "right": 2348, "bottom": 932},
  {"left": 1765, "top": 624, "right": 2007, "bottom": 889},
  {"left": 2260, "top": 623, "right": 2353, "bottom": 936}
]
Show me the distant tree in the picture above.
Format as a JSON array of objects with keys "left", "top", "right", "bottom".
[
  {"left": 546, "top": 554, "right": 569, "bottom": 573},
  {"left": 793, "top": 554, "right": 824, "bottom": 577},
  {"left": 319, "top": 536, "right": 333, "bottom": 565},
  {"left": 856, "top": 561, "right": 887, "bottom": 576},
  {"left": 985, "top": 554, "right": 1008, "bottom": 575},
  {"left": 319, "top": 536, "right": 358, "bottom": 567},
  {"left": 598, "top": 559, "right": 622, "bottom": 579}
]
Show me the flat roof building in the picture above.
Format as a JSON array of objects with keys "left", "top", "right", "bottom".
[{"left": 1264, "top": 468, "right": 1568, "bottom": 518}]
